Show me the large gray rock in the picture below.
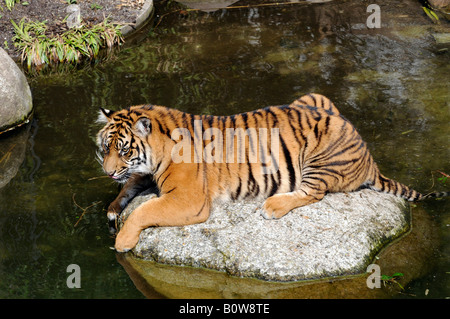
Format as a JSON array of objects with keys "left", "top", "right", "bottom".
[
  {"left": 120, "top": 0, "right": 155, "bottom": 36},
  {"left": 0, "top": 48, "right": 33, "bottom": 133},
  {"left": 121, "top": 189, "right": 409, "bottom": 282}
]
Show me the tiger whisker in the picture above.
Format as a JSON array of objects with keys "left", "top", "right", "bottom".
[
  {"left": 87, "top": 175, "right": 110, "bottom": 181},
  {"left": 95, "top": 150, "right": 104, "bottom": 165}
]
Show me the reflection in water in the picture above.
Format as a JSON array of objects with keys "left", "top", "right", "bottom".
[
  {"left": 177, "top": 0, "right": 241, "bottom": 12},
  {"left": 25, "top": 120, "right": 41, "bottom": 183},
  {"left": 0, "top": 126, "right": 29, "bottom": 189},
  {"left": 0, "top": 0, "right": 448, "bottom": 298}
]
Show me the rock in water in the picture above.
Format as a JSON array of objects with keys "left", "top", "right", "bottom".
[
  {"left": 120, "top": 189, "right": 409, "bottom": 282},
  {"left": 0, "top": 48, "right": 33, "bottom": 133}
]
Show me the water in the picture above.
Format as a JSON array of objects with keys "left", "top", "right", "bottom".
[{"left": 0, "top": 0, "right": 449, "bottom": 298}]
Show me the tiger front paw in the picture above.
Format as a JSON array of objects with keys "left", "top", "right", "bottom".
[
  {"left": 259, "top": 195, "right": 291, "bottom": 220},
  {"left": 107, "top": 210, "right": 119, "bottom": 221},
  {"left": 107, "top": 200, "right": 123, "bottom": 221},
  {"left": 114, "top": 227, "right": 141, "bottom": 253},
  {"left": 107, "top": 207, "right": 120, "bottom": 235}
]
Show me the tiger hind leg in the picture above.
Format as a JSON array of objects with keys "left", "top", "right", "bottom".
[{"left": 260, "top": 185, "right": 326, "bottom": 220}]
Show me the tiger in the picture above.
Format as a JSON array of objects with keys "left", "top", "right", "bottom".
[{"left": 96, "top": 93, "right": 448, "bottom": 252}]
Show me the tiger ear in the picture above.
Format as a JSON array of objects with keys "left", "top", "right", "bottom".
[
  {"left": 97, "top": 108, "right": 114, "bottom": 123},
  {"left": 134, "top": 117, "right": 151, "bottom": 136}
]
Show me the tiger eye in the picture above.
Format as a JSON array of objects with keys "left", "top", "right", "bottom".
[{"left": 121, "top": 147, "right": 130, "bottom": 155}]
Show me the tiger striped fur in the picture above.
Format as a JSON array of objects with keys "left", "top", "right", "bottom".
[{"left": 96, "top": 93, "right": 448, "bottom": 252}]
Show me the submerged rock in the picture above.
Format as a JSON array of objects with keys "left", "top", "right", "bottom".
[
  {"left": 0, "top": 48, "right": 33, "bottom": 133},
  {"left": 118, "top": 205, "right": 436, "bottom": 298},
  {"left": 121, "top": 189, "right": 409, "bottom": 282}
]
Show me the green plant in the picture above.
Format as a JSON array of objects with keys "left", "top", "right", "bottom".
[
  {"left": 381, "top": 272, "right": 404, "bottom": 290},
  {"left": 90, "top": 3, "right": 103, "bottom": 10},
  {"left": 422, "top": 6, "right": 440, "bottom": 24},
  {"left": 11, "top": 17, "right": 123, "bottom": 70},
  {"left": 5, "top": 0, "right": 20, "bottom": 10},
  {"left": 437, "top": 170, "right": 448, "bottom": 185}
]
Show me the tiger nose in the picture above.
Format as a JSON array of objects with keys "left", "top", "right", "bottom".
[{"left": 107, "top": 170, "right": 117, "bottom": 179}]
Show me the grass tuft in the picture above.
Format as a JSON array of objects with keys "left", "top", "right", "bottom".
[{"left": 11, "top": 17, "right": 123, "bottom": 70}]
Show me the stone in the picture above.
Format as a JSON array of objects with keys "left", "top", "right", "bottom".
[
  {"left": 120, "top": 0, "right": 155, "bottom": 36},
  {"left": 0, "top": 48, "right": 33, "bottom": 133},
  {"left": 117, "top": 205, "right": 437, "bottom": 298},
  {"left": 66, "top": 4, "right": 81, "bottom": 29},
  {"left": 120, "top": 189, "right": 410, "bottom": 282}
]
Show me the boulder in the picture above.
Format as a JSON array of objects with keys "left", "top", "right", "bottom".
[
  {"left": 118, "top": 205, "right": 437, "bottom": 298},
  {"left": 120, "top": 0, "right": 155, "bottom": 36},
  {"left": 120, "top": 189, "right": 410, "bottom": 282},
  {"left": 0, "top": 48, "right": 33, "bottom": 133}
]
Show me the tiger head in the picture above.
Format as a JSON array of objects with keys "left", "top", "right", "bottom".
[{"left": 96, "top": 107, "right": 154, "bottom": 183}]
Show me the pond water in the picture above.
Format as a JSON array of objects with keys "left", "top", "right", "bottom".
[{"left": 0, "top": 0, "right": 449, "bottom": 298}]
